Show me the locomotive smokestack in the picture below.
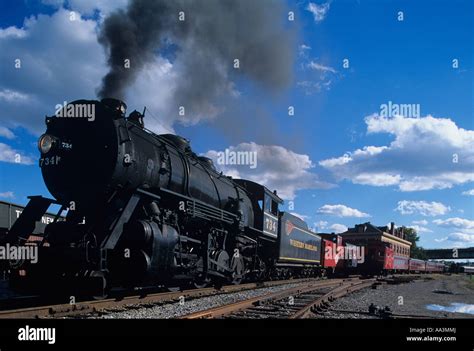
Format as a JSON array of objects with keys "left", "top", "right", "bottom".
[{"left": 97, "top": 0, "right": 295, "bottom": 118}]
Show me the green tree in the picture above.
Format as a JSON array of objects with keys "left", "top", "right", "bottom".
[{"left": 403, "top": 226, "right": 427, "bottom": 260}]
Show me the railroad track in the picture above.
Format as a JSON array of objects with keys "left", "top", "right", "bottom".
[
  {"left": 0, "top": 278, "right": 320, "bottom": 319},
  {"left": 180, "top": 278, "right": 376, "bottom": 319}
]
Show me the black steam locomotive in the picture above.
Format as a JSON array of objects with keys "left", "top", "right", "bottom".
[{"left": 7, "top": 99, "right": 321, "bottom": 295}]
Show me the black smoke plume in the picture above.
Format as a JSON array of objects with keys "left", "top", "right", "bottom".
[{"left": 98, "top": 0, "right": 295, "bottom": 120}]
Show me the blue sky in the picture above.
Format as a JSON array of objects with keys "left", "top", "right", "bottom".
[{"left": 0, "top": 0, "right": 473, "bottom": 249}]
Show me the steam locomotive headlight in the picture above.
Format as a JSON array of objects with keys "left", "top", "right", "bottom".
[{"left": 38, "top": 134, "right": 55, "bottom": 154}]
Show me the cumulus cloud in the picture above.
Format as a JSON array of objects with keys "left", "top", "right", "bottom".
[
  {"left": 204, "top": 143, "right": 334, "bottom": 200},
  {"left": 317, "top": 204, "right": 370, "bottom": 218},
  {"left": 447, "top": 232, "right": 474, "bottom": 244},
  {"left": 329, "top": 223, "right": 348, "bottom": 233},
  {"left": 432, "top": 217, "right": 474, "bottom": 246},
  {"left": 0, "top": 8, "right": 186, "bottom": 136},
  {"left": 462, "top": 189, "right": 474, "bottom": 196},
  {"left": 306, "top": 2, "right": 331, "bottom": 22},
  {"left": 0, "top": 143, "right": 34, "bottom": 165},
  {"left": 319, "top": 115, "right": 474, "bottom": 192},
  {"left": 395, "top": 200, "right": 450, "bottom": 217},
  {"left": 0, "top": 9, "right": 108, "bottom": 134},
  {"left": 433, "top": 217, "right": 474, "bottom": 230}
]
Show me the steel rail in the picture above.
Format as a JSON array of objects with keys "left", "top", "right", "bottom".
[
  {"left": 0, "top": 278, "right": 318, "bottom": 319},
  {"left": 289, "top": 279, "right": 376, "bottom": 319},
  {"left": 180, "top": 278, "right": 350, "bottom": 319}
]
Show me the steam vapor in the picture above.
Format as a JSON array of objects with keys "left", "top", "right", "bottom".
[{"left": 98, "top": 0, "right": 295, "bottom": 120}]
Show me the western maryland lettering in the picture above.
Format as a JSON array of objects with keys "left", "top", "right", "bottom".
[{"left": 289, "top": 238, "right": 318, "bottom": 252}]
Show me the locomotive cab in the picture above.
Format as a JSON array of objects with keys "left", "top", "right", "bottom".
[{"left": 233, "top": 180, "right": 282, "bottom": 238}]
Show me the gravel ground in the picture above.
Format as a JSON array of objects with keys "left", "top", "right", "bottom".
[
  {"left": 87, "top": 281, "right": 309, "bottom": 319},
  {"left": 313, "top": 274, "right": 474, "bottom": 319}
]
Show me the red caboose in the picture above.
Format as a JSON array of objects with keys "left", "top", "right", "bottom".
[{"left": 319, "top": 234, "right": 343, "bottom": 276}]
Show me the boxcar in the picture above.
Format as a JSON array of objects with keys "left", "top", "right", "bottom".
[{"left": 0, "top": 200, "right": 60, "bottom": 235}]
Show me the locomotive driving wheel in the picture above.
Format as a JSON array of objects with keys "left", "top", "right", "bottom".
[{"left": 193, "top": 257, "right": 210, "bottom": 288}]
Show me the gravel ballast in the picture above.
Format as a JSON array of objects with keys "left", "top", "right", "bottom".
[
  {"left": 313, "top": 275, "right": 474, "bottom": 319},
  {"left": 89, "top": 281, "right": 309, "bottom": 319}
]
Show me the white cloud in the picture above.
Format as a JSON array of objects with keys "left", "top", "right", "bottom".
[
  {"left": 0, "top": 9, "right": 108, "bottom": 134},
  {"left": 410, "top": 225, "right": 433, "bottom": 233},
  {"left": 306, "top": 2, "right": 331, "bottom": 22},
  {"left": 205, "top": 143, "right": 334, "bottom": 200},
  {"left": 413, "top": 220, "right": 428, "bottom": 225},
  {"left": 329, "top": 223, "right": 348, "bottom": 233},
  {"left": 312, "top": 220, "right": 347, "bottom": 233},
  {"left": 0, "top": 89, "right": 30, "bottom": 103},
  {"left": 0, "top": 143, "right": 34, "bottom": 165},
  {"left": 447, "top": 232, "right": 474, "bottom": 244},
  {"left": 433, "top": 217, "right": 474, "bottom": 230},
  {"left": 299, "top": 44, "right": 311, "bottom": 58},
  {"left": 0, "top": 27, "right": 27, "bottom": 39},
  {"left": 395, "top": 200, "right": 450, "bottom": 217},
  {"left": 125, "top": 59, "right": 179, "bottom": 134},
  {"left": 42, "top": 0, "right": 128, "bottom": 16},
  {"left": 410, "top": 219, "right": 433, "bottom": 234},
  {"left": 0, "top": 191, "right": 15, "bottom": 199},
  {"left": 297, "top": 80, "right": 332, "bottom": 95},
  {"left": 317, "top": 204, "right": 370, "bottom": 218},
  {"left": 432, "top": 217, "right": 474, "bottom": 246},
  {"left": 290, "top": 212, "right": 310, "bottom": 221},
  {"left": 353, "top": 173, "right": 401, "bottom": 186},
  {"left": 307, "top": 61, "right": 336, "bottom": 74},
  {"left": 462, "top": 189, "right": 474, "bottom": 196},
  {"left": 0, "top": 127, "right": 15, "bottom": 139},
  {"left": 313, "top": 220, "right": 328, "bottom": 231},
  {"left": 319, "top": 114, "right": 474, "bottom": 192},
  {"left": 298, "top": 58, "right": 340, "bottom": 95}
]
